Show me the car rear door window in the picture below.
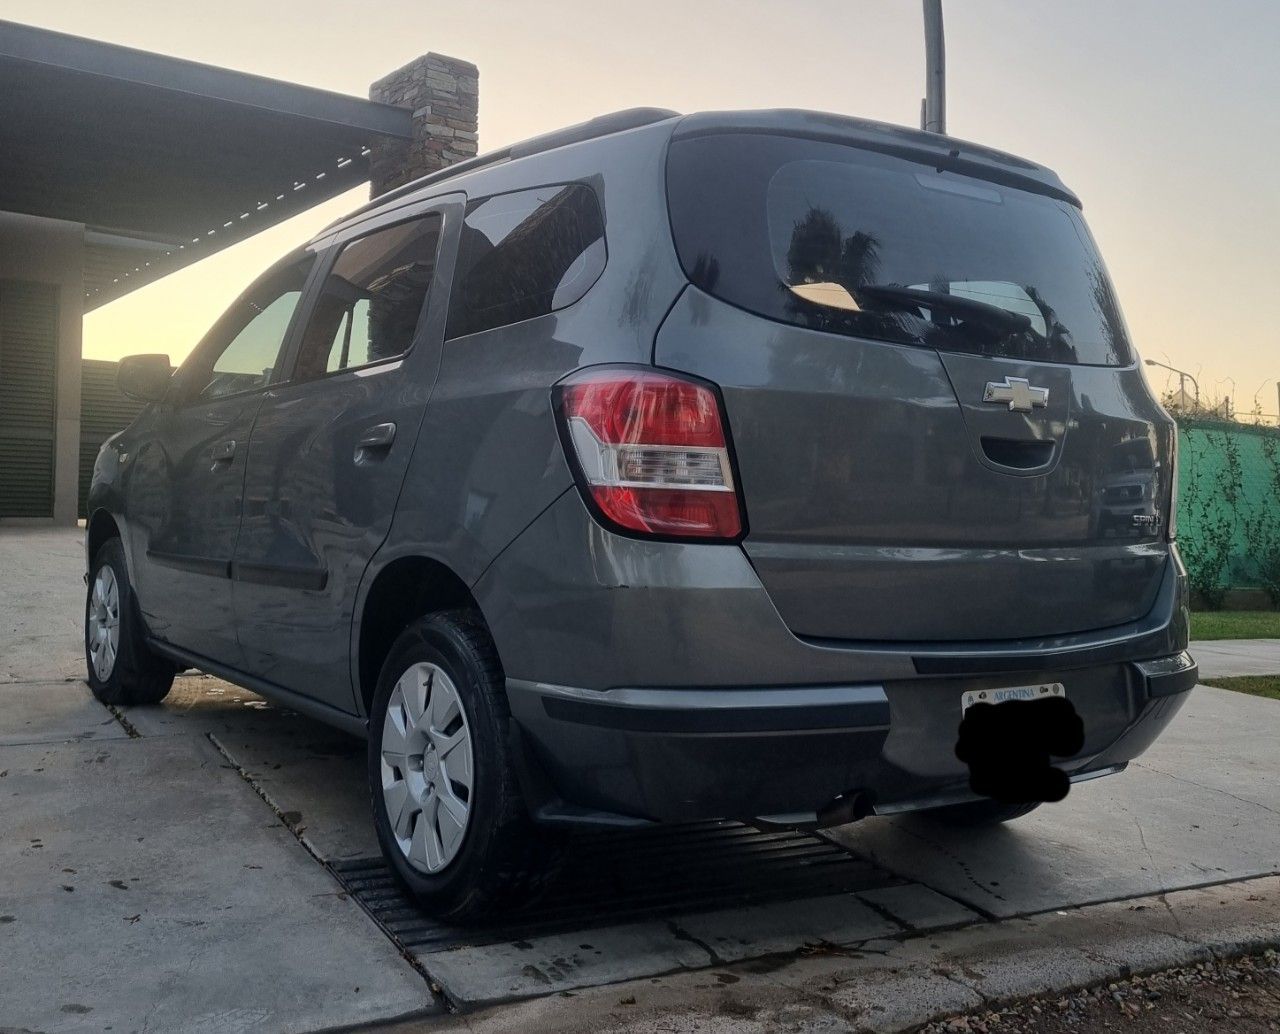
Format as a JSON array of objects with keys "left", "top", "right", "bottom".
[
  {"left": 292, "top": 215, "right": 442, "bottom": 382},
  {"left": 445, "top": 183, "right": 606, "bottom": 339}
]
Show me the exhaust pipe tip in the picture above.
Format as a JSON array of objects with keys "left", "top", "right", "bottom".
[
  {"left": 816, "top": 790, "right": 876, "bottom": 829},
  {"left": 754, "top": 790, "right": 876, "bottom": 831}
]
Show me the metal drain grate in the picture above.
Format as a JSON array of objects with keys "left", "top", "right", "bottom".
[{"left": 332, "top": 821, "right": 901, "bottom": 953}]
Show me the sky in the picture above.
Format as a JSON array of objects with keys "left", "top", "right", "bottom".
[{"left": 9, "top": 0, "right": 1280, "bottom": 414}]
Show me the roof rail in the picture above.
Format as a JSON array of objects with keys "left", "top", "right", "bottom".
[{"left": 332, "top": 107, "right": 680, "bottom": 227}]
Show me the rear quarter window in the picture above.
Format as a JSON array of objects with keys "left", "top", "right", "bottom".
[{"left": 445, "top": 183, "right": 606, "bottom": 339}]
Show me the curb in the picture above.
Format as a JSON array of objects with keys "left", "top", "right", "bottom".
[{"left": 360, "top": 874, "right": 1280, "bottom": 1033}]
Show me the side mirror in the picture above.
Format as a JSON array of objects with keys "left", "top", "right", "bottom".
[{"left": 117, "top": 354, "right": 172, "bottom": 403}]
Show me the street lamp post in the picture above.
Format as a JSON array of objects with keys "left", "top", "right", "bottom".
[
  {"left": 921, "top": 0, "right": 946, "bottom": 133},
  {"left": 1143, "top": 359, "right": 1201, "bottom": 412}
]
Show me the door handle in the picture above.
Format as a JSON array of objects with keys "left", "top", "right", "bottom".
[
  {"left": 211, "top": 439, "right": 237, "bottom": 467},
  {"left": 358, "top": 423, "right": 397, "bottom": 449},
  {"left": 355, "top": 422, "right": 396, "bottom": 461}
]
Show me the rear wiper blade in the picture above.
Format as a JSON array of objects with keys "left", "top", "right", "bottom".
[{"left": 856, "top": 285, "right": 1033, "bottom": 335}]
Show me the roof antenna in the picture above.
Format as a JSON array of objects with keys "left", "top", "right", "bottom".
[{"left": 921, "top": 0, "right": 947, "bottom": 134}]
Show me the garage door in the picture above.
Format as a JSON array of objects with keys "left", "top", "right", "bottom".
[{"left": 0, "top": 280, "right": 58, "bottom": 518}]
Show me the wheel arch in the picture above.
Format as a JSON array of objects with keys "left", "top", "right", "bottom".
[
  {"left": 353, "top": 553, "right": 487, "bottom": 719},
  {"left": 86, "top": 509, "right": 124, "bottom": 571}
]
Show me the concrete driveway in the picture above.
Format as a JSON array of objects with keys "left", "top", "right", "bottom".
[{"left": 2, "top": 525, "right": 1279, "bottom": 1033}]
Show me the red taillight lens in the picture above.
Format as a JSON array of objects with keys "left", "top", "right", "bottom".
[{"left": 556, "top": 368, "right": 744, "bottom": 540}]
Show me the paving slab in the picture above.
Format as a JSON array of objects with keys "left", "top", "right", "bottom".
[
  {"left": 829, "top": 685, "right": 1280, "bottom": 918},
  {"left": 0, "top": 732, "right": 435, "bottom": 1033},
  {"left": 676, "top": 893, "right": 900, "bottom": 964},
  {"left": 420, "top": 920, "right": 715, "bottom": 1006},
  {"left": 1136, "top": 683, "right": 1280, "bottom": 813},
  {"left": 853, "top": 883, "right": 982, "bottom": 931},
  {"left": 0, "top": 525, "right": 86, "bottom": 683},
  {"left": 0, "top": 679, "right": 128, "bottom": 745},
  {"left": 122, "top": 674, "right": 380, "bottom": 861},
  {"left": 1192, "top": 638, "right": 1280, "bottom": 678},
  {"left": 209, "top": 725, "right": 377, "bottom": 862}
]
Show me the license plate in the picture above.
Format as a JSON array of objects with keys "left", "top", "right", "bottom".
[{"left": 961, "top": 682, "right": 1065, "bottom": 712}]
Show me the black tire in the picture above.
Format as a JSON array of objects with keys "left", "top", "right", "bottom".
[
  {"left": 85, "top": 538, "right": 175, "bottom": 705},
  {"left": 367, "top": 609, "right": 561, "bottom": 923},
  {"left": 919, "top": 798, "right": 1041, "bottom": 827}
]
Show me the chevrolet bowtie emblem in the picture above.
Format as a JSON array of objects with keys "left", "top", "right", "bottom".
[{"left": 983, "top": 376, "right": 1050, "bottom": 413}]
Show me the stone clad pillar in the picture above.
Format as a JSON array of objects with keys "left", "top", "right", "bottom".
[{"left": 369, "top": 54, "right": 478, "bottom": 199}]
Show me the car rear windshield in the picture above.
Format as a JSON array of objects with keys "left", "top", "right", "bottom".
[{"left": 666, "top": 132, "right": 1132, "bottom": 366}]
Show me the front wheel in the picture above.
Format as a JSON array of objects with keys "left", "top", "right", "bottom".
[
  {"left": 367, "top": 610, "right": 560, "bottom": 923},
  {"left": 85, "top": 538, "right": 175, "bottom": 705},
  {"left": 919, "top": 798, "right": 1041, "bottom": 827}
]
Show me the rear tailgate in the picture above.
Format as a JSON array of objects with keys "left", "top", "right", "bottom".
[{"left": 659, "top": 124, "right": 1174, "bottom": 643}]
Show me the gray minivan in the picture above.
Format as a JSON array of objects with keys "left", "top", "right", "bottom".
[{"left": 85, "top": 108, "right": 1198, "bottom": 920}]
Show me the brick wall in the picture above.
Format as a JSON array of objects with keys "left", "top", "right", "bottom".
[{"left": 369, "top": 53, "right": 478, "bottom": 198}]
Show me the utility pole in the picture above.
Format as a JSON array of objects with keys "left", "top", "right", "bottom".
[
  {"left": 1144, "top": 359, "right": 1201, "bottom": 413},
  {"left": 921, "top": 0, "right": 947, "bottom": 133}
]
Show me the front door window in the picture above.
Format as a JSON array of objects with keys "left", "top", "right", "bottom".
[{"left": 182, "top": 256, "right": 313, "bottom": 403}]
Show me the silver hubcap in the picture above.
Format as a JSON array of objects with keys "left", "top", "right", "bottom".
[
  {"left": 380, "top": 662, "right": 474, "bottom": 874},
  {"left": 87, "top": 566, "right": 121, "bottom": 682}
]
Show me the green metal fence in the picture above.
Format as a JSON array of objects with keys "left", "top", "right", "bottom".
[{"left": 1176, "top": 418, "right": 1280, "bottom": 604}]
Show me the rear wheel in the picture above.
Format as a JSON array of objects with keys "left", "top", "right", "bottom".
[
  {"left": 919, "top": 798, "right": 1041, "bottom": 827},
  {"left": 85, "top": 539, "right": 175, "bottom": 705},
  {"left": 368, "top": 610, "right": 560, "bottom": 923}
]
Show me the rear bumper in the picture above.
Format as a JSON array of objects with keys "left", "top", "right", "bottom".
[
  {"left": 475, "top": 490, "right": 1195, "bottom": 826},
  {"left": 507, "top": 651, "right": 1198, "bottom": 825}
]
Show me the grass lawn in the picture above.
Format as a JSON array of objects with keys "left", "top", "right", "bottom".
[
  {"left": 1202, "top": 675, "right": 1280, "bottom": 701},
  {"left": 1190, "top": 610, "right": 1280, "bottom": 641}
]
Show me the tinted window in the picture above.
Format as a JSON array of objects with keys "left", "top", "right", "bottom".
[
  {"left": 293, "top": 216, "right": 442, "bottom": 382},
  {"left": 187, "top": 257, "right": 312, "bottom": 402},
  {"left": 667, "top": 133, "right": 1132, "bottom": 366},
  {"left": 445, "top": 184, "right": 605, "bottom": 339}
]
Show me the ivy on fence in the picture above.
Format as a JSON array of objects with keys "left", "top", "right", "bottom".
[
  {"left": 1176, "top": 417, "right": 1280, "bottom": 609},
  {"left": 1244, "top": 428, "right": 1280, "bottom": 606}
]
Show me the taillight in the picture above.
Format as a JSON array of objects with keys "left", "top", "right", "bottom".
[{"left": 554, "top": 367, "right": 744, "bottom": 540}]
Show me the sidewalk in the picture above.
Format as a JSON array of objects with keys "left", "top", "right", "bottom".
[{"left": 1190, "top": 638, "right": 1280, "bottom": 679}]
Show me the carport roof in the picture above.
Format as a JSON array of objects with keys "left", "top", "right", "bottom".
[{"left": 0, "top": 20, "right": 412, "bottom": 310}]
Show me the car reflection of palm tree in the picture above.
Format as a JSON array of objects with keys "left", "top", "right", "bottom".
[
  {"left": 778, "top": 207, "right": 903, "bottom": 341},
  {"left": 1087, "top": 269, "right": 1128, "bottom": 366},
  {"left": 689, "top": 252, "right": 720, "bottom": 294},
  {"left": 776, "top": 206, "right": 1133, "bottom": 371},
  {"left": 1023, "top": 285, "right": 1079, "bottom": 364},
  {"left": 779, "top": 207, "right": 1048, "bottom": 358}
]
